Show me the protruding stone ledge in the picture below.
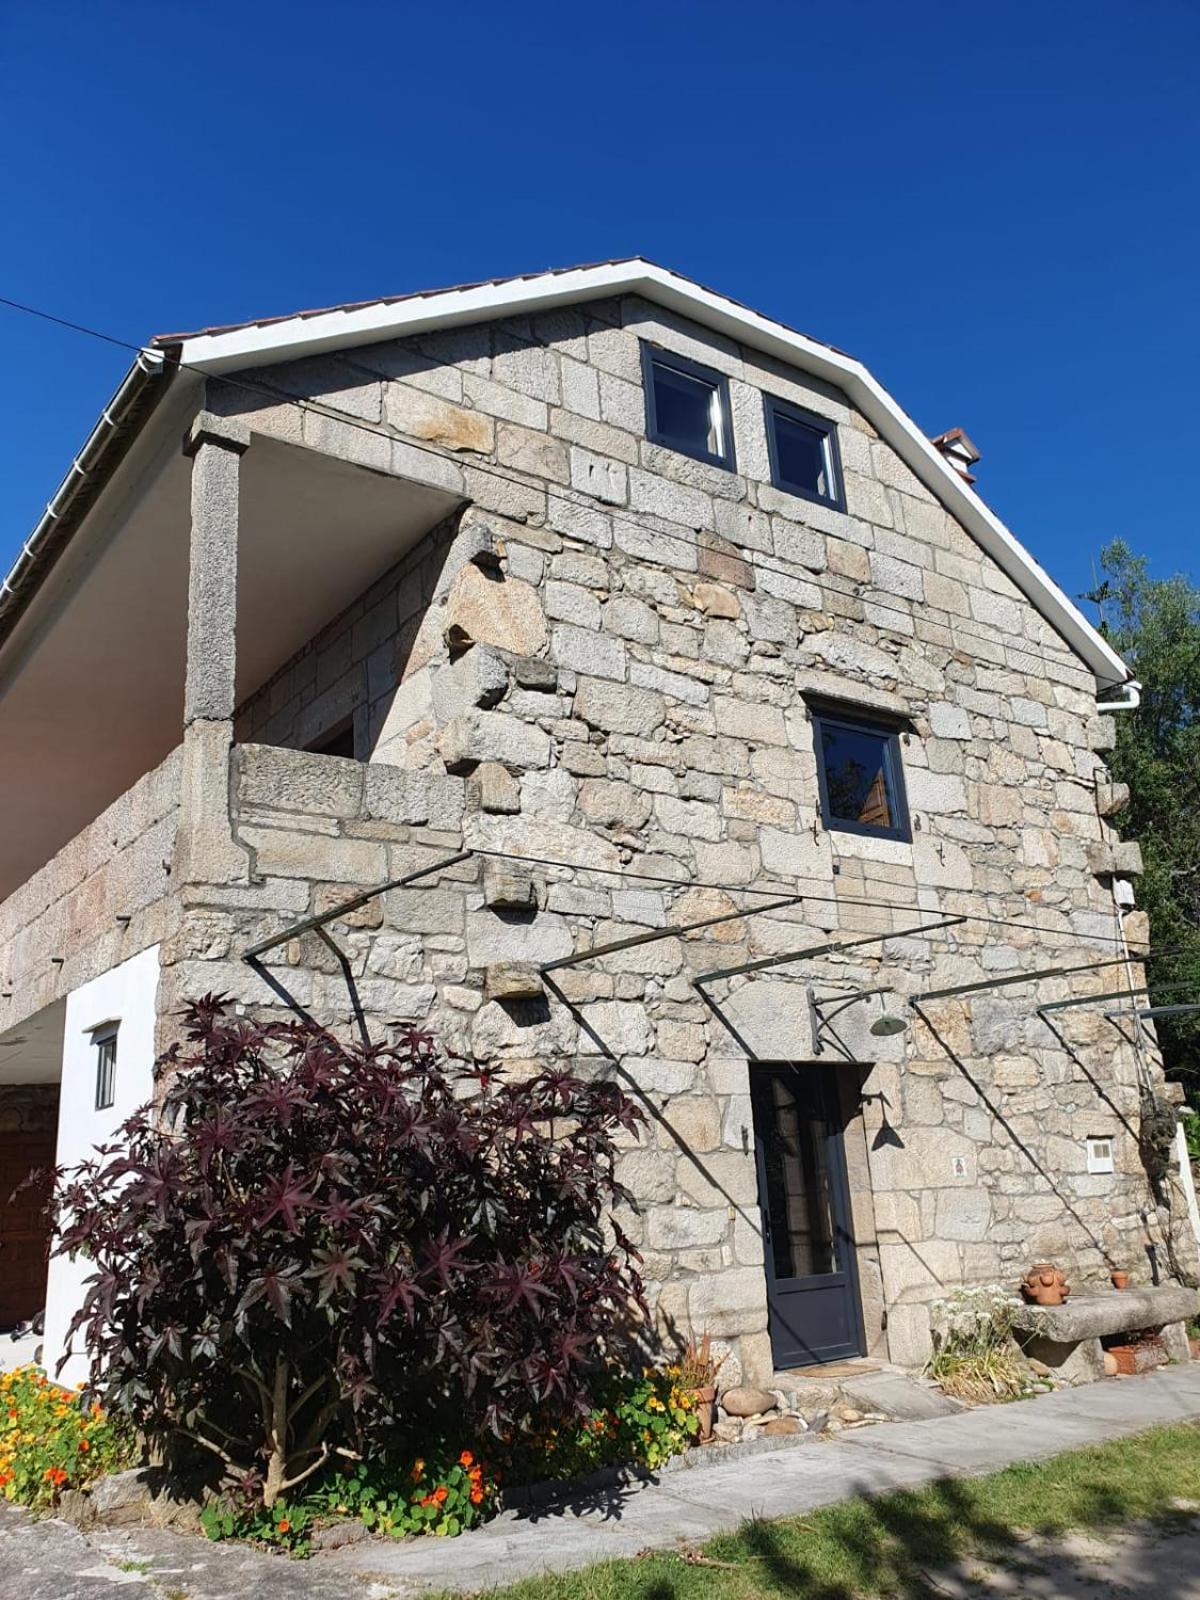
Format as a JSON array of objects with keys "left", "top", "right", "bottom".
[
  {"left": 1013, "top": 1286, "right": 1199, "bottom": 1343},
  {"left": 1014, "top": 1285, "right": 1199, "bottom": 1384}
]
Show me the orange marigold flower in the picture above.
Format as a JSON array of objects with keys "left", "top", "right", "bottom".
[
  {"left": 44, "top": 1467, "right": 68, "bottom": 1487},
  {"left": 433, "top": 1485, "right": 448, "bottom": 1505},
  {"left": 459, "top": 1449, "right": 474, "bottom": 1468},
  {"left": 470, "top": 1487, "right": 484, "bottom": 1505},
  {"left": 277, "top": 1519, "right": 291, "bottom": 1533},
  {"left": 79, "top": 1439, "right": 90, "bottom": 1452},
  {"left": 410, "top": 1457, "right": 426, "bottom": 1481},
  {"left": 420, "top": 1493, "right": 436, "bottom": 1507}
]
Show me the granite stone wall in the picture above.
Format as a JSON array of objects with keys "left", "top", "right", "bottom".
[
  {"left": 0, "top": 747, "right": 181, "bottom": 1037},
  {"left": 19, "top": 290, "right": 1179, "bottom": 1385}
]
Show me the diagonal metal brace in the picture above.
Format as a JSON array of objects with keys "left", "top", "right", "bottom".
[
  {"left": 692, "top": 915, "right": 967, "bottom": 990},
  {"left": 241, "top": 849, "right": 474, "bottom": 962},
  {"left": 539, "top": 893, "right": 807, "bottom": 973}
]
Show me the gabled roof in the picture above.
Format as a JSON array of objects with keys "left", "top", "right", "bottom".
[{"left": 3, "top": 258, "right": 1130, "bottom": 688}]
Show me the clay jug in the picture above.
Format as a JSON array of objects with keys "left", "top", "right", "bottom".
[{"left": 1021, "top": 1262, "right": 1070, "bottom": 1306}]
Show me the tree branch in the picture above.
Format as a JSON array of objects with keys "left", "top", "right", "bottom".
[{"left": 278, "top": 1442, "right": 330, "bottom": 1495}]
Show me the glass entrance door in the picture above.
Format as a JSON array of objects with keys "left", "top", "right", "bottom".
[{"left": 750, "top": 1064, "right": 865, "bottom": 1369}]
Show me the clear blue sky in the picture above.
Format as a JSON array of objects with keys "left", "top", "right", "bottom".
[{"left": 2, "top": 1, "right": 1197, "bottom": 608}]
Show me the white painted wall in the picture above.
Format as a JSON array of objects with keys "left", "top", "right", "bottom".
[{"left": 42, "top": 946, "right": 159, "bottom": 1384}]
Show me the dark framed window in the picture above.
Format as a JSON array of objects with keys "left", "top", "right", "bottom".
[
  {"left": 93, "top": 1026, "right": 118, "bottom": 1111},
  {"left": 641, "top": 344, "right": 735, "bottom": 470},
  {"left": 764, "top": 395, "right": 844, "bottom": 511},
  {"left": 812, "top": 707, "right": 910, "bottom": 842}
]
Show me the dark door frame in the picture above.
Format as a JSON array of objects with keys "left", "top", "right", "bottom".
[{"left": 750, "top": 1061, "right": 867, "bottom": 1370}]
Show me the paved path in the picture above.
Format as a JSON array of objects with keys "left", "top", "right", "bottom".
[{"left": 1, "top": 1364, "right": 1199, "bottom": 1598}]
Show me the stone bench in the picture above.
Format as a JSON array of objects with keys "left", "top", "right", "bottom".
[{"left": 1013, "top": 1285, "right": 1199, "bottom": 1383}]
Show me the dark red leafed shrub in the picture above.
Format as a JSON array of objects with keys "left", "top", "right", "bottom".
[{"left": 50, "top": 997, "right": 647, "bottom": 1508}]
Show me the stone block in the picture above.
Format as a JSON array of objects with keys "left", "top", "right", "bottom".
[
  {"left": 713, "top": 698, "right": 787, "bottom": 746},
  {"left": 544, "top": 580, "right": 601, "bottom": 630},
  {"left": 240, "top": 826, "right": 386, "bottom": 886},
  {"left": 1096, "top": 780, "right": 1130, "bottom": 817},
  {"left": 237, "top": 744, "right": 363, "bottom": 819},
  {"left": 483, "top": 861, "right": 537, "bottom": 911},
  {"left": 431, "top": 645, "right": 509, "bottom": 720},
  {"left": 496, "top": 422, "right": 569, "bottom": 483},
  {"left": 383, "top": 386, "right": 494, "bottom": 453},
  {"left": 466, "top": 761, "right": 521, "bottom": 813},
  {"left": 687, "top": 1267, "right": 769, "bottom": 1338},
  {"left": 444, "top": 565, "right": 547, "bottom": 656},
  {"left": 1086, "top": 715, "right": 1117, "bottom": 751},
  {"left": 570, "top": 446, "right": 628, "bottom": 505},
  {"left": 466, "top": 908, "right": 572, "bottom": 966},
  {"left": 364, "top": 765, "right": 465, "bottom": 830},
  {"left": 485, "top": 962, "right": 543, "bottom": 1000},
  {"left": 578, "top": 1001, "right": 653, "bottom": 1057},
  {"left": 575, "top": 678, "right": 666, "bottom": 735},
  {"left": 579, "top": 779, "right": 653, "bottom": 830},
  {"left": 437, "top": 712, "right": 552, "bottom": 772},
  {"left": 552, "top": 624, "right": 626, "bottom": 681},
  {"left": 645, "top": 1204, "right": 727, "bottom": 1250}
]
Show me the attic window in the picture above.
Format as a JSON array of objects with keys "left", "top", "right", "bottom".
[
  {"left": 765, "top": 396, "right": 844, "bottom": 510},
  {"left": 641, "top": 345, "right": 735, "bottom": 471},
  {"left": 812, "top": 707, "right": 911, "bottom": 843}
]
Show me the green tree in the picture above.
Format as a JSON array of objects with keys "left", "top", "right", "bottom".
[{"left": 1090, "top": 541, "right": 1200, "bottom": 1092}]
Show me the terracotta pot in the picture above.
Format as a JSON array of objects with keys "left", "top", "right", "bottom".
[
  {"left": 693, "top": 1384, "right": 717, "bottom": 1443},
  {"left": 1107, "top": 1339, "right": 1167, "bottom": 1376},
  {"left": 1021, "top": 1262, "right": 1070, "bottom": 1307},
  {"left": 1110, "top": 1270, "right": 1131, "bottom": 1291}
]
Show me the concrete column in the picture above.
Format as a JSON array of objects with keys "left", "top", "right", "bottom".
[
  {"left": 182, "top": 412, "right": 250, "bottom": 724},
  {"left": 173, "top": 413, "right": 252, "bottom": 891}
]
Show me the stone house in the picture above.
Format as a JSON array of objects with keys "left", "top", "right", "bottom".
[{"left": 0, "top": 259, "right": 1192, "bottom": 1385}]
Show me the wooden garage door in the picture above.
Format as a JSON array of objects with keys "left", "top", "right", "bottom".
[{"left": 0, "top": 1130, "right": 56, "bottom": 1327}]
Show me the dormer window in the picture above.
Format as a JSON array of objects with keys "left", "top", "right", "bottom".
[
  {"left": 765, "top": 396, "right": 844, "bottom": 510},
  {"left": 641, "top": 345, "right": 735, "bottom": 471}
]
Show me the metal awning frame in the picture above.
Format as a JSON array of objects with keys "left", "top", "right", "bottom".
[
  {"left": 1037, "top": 978, "right": 1200, "bottom": 1017},
  {"left": 913, "top": 949, "right": 1156, "bottom": 1005},
  {"left": 538, "top": 892, "right": 812, "bottom": 974},
  {"left": 1104, "top": 1002, "right": 1200, "bottom": 1022},
  {"left": 692, "top": 915, "right": 968, "bottom": 991}
]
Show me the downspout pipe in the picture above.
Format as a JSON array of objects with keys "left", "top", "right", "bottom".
[{"left": 1102, "top": 680, "right": 1142, "bottom": 712}]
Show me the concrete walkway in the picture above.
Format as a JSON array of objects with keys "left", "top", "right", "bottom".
[
  {"left": 2, "top": 1363, "right": 1199, "bottom": 1598},
  {"left": 326, "top": 1363, "right": 1200, "bottom": 1591}
]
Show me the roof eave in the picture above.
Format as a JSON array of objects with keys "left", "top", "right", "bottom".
[{"left": 7, "top": 260, "right": 1131, "bottom": 691}]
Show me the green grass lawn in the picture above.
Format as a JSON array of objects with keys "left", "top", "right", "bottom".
[{"left": 450, "top": 1422, "right": 1200, "bottom": 1600}]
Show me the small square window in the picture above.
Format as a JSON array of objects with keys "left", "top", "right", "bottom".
[
  {"left": 641, "top": 345, "right": 735, "bottom": 470},
  {"left": 765, "top": 396, "right": 844, "bottom": 510},
  {"left": 93, "top": 1026, "right": 118, "bottom": 1111},
  {"left": 812, "top": 707, "right": 910, "bottom": 842}
]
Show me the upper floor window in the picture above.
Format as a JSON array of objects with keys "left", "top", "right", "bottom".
[
  {"left": 641, "top": 345, "right": 735, "bottom": 471},
  {"left": 812, "top": 706, "right": 910, "bottom": 842},
  {"left": 765, "top": 396, "right": 844, "bottom": 511},
  {"left": 93, "top": 1025, "right": 118, "bottom": 1111}
]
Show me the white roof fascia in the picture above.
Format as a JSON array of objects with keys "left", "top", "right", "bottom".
[{"left": 175, "top": 260, "right": 1128, "bottom": 690}]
